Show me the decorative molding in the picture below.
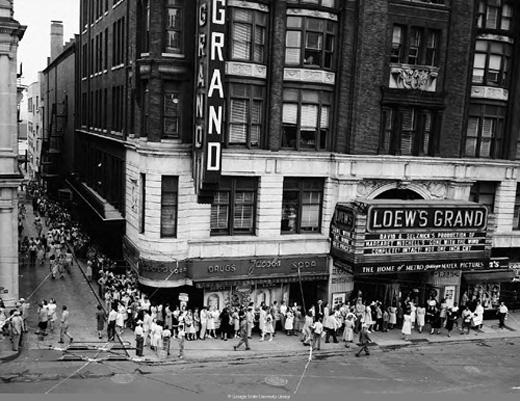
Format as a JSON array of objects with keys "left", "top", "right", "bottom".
[
  {"left": 356, "top": 180, "right": 448, "bottom": 200},
  {"left": 228, "top": 0, "right": 269, "bottom": 12},
  {"left": 476, "top": 33, "right": 514, "bottom": 44},
  {"left": 226, "top": 61, "right": 267, "bottom": 79},
  {"left": 389, "top": 65, "right": 439, "bottom": 91},
  {"left": 287, "top": 8, "right": 338, "bottom": 21},
  {"left": 284, "top": 68, "right": 335, "bottom": 85},
  {"left": 471, "top": 86, "right": 509, "bottom": 101}
]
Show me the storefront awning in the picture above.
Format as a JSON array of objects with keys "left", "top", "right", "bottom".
[
  {"left": 462, "top": 270, "right": 515, "bottom": 283},
  {"left": 194, "top": 273, "right": 329, "bottom": 290}
]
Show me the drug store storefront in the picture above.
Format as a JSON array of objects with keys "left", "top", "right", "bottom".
[
  {"left": 189, "top": 255, "right": 330, "bottom": 311},
  {"left": 329, "top": 199, "right": 503, "bottom": 306}
]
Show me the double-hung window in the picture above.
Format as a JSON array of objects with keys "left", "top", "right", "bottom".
[
  {"left": 161, "top": 176, "right": 178, "bottom": 238},
  {"left": 282, "top": 89, "right": 331, "bottom": 150},
  {"left": 163, "top": 83, "right": 181, "bottom": 139},
  {"left": 165, "top": 0, "right": 183, "bottom": 53},
  {"left": 282, "top": 178, "right": 323, "bottom": 234},
  {"left": 472, "top": 40, "right": 512, "bottom": 86},
  {"left": 210, "top": 177, "right": 257, "bottom": 235},
  {"left": 477, "top": 0, "right": 513, "bottom": 31},
  {"left": 390, "top": 25, "right": 439, "bottom": 66},
  {"left": 464, "top": 104, "right": 505, "bottom": 158},
  {"left": 285, "top": 16, "right": 337, "bottom": 69},
  {"left": 230, "top": 8, "right": 267, "bottom": 63},
  {"left": 228, "top": 83, "right": 264, "bottom": 147}
]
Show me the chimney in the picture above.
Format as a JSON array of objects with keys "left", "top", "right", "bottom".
[{"left": 50, "top": 20, "right": 64, "bottom": 63}]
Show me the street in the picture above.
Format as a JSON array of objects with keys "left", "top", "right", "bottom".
[{"left": 1, "top": 338, "right": 519, "bottom": 397}]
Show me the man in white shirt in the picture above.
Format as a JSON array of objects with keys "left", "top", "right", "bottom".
[
  {"left": 135, "top": 320, "right": 144, "bottom": 356},
  {"left": 58, "top": 305, "right": 73, "bottom": 344},
  {"left": 498, "top": 302, "right": 509, "bottom": 329}
]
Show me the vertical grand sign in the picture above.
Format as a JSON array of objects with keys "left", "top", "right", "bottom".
[{"left": 194, "top": 0, "right": 226, "bottom": 189}]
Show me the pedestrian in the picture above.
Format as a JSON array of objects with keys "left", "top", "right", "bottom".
[
  {"left": 472, "top": 300, "right": 484, "bottom": 330},
  {"left": 301, "top": 310, "right": 314, "bottom": 346},
  {"left": 382, "top": 307, "right": 389, "bottom": 332},
  {"left": 259, "top": 305, "right": 266, "bottom": 340},
  {"left": 47, "top": 298, "right": 57, "bottom": 332},
  {"left": 430, "top": 308, "right": 442, "bottom": 335},
  {"left": 135, "top": 320, "right": 144, "bottom": 356},
  {"left": 233, "top": 312, "right": 251, "bottom": 351},
  {"left": 86, "top": 259, "right": 93, "bottom": 281},
  {"left": 232, "top": 307, "right": 240, "bottom": 338},
  {"left": 10, "top": 311, "right": 23, "bottom": 352},
  {"left": 193, "top": 307, "right": 201, "bottom": 339},
  {"left": 416, "top": 304, "right": 426, "bottom": 333},
  {"left": 58, "top": 305, "right": 73, "bottom": 344},
  {"left": 401, "top": 312, "right": 412, "bottom": 341},
  {"left": 374, "top": 302, "right": 383, "bottom": 331},
  {"left": 354, "top": 298, "right": 365, "bottom": 333},
  {"left": 461, "top": 305, "right": 472, "bottom": 335},
  {"left": 312, "top": 317, "right": 324, "bottom": 351},
  {"left": 162, "top": 325, "right": 172, "bottom": 356},
  {"left": 261, "top": 307, "right": 274, "bottom": 342},
  {"left": 150, "top": 318, "right": 163, "bottom": 352},
  {"left": 284, "top": 309, "right": 294, "bottom": 336},
  {"left": 28, "top": 241, "right": 37, "bottom": 268},
  {"left": 96, "top": 305, "right": 106, "bottom": 339},
  {"left": 409, "top": 301, "right": 417, "bottom": 330},
  {"left": 445, "top": 306, "right": 457, "bottom": 337},
  {"left": 497, "top": 301, "right": 509, "bottom": 328},
  {"left": 342, "top": 312, "right": 356, "bottom": 347},
  {"left": 36, "top": 245, "right": 45, "bottom": 266},
  {"left": 246, "top": 305, "right": 255, "bottom": 339},
  {"left": 324, "top": 306, "right": 339, "bottom": 343},
  {"left": 36, "top": 301, "right": 49, "bottom": 336},
  {"left": 439, "top": 298, "right": 448, "bottom": 328},
  {"left": 116, "top": 302, "right": 125, "bottom": 335},
  {"left": 280, "top": 300, "right": 287, "bottom": 334},
  {"left": 199, "top": 306, "right": 208, "bottom": 340},
  {"left": 207, "top": 306, "right": 217, "bottom": 339},
  {"left": 19, "top": 298, "right": 29, "bottom": 333},
  {"left": 177, "top": 323, "right": 185, "bottom": 359},
  {"left": 107, "top": 304, "right": 117, "bottom": 341},
  {"left": 355, "top": 323, "right": 372, "bottom": 357}
]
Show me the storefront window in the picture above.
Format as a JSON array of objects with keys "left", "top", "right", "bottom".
[{"left": 466, "top": 282, "right": 501, "bottom": 310}]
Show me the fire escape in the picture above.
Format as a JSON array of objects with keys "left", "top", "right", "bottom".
[{"left": 40, "top": 100, "right": 67, "bottom": 190}]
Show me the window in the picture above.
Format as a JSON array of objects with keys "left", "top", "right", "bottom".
[
  {"left": 230, "top": 8, "right": 267, "bottom": 63},
  {"left": 210, "top": 177, "right": 257, "bottom": 235},
  {"left": 104, "top": 28, "right": 109, "bottom": 69},
  {"left": 514, "top": 184, "right": 520, "bottom": 230},
  {"left": 469, "top": 182, "right": 496, "bottom": 213},
  {"left": 228, "top": 83, "right": 264, "bottom": 147},
  {"left": 390, "top": 25, "right": 440, "bottom": 66},
  {"left": 477, "top": 0, "right": 513, "bottom": 31},
  {"left": 142, "top": 0, "right": 150, "bottom": 53},
  {"left": 165, "top": 0, "right": 183, "bottom": 53},
  {"left": 282, "top": 89, "right": 331, "bottom": 150},
  {"left": 161, "top": 176, "right": 178, "bottom": 237},
  {"left": 381, "top": 107, "right": 438, "bottom": 156},
  {"left": 285, "top": 16, "right": 337, "bottom": 69},
  {"left": 282, "top": 178, "right": 323, "bottom": 234},
  {"left": 163, "top": 83, "right": 181, "bottom": 139},
  {"left": 464, "top": 104, "right": 505, "bottom": 159},
  {"left": 472, "top": 40, "right": 512, "bottom": 86}
]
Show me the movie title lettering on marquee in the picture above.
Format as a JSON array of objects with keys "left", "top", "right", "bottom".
[{"left": 194, "top": 0, "right": 226, "bottom": 188}]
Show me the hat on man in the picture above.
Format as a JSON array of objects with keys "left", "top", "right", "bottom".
[
  {"left": 19, "top": 298, "right": 26, "bottom": 302},
  {"left": 136, "top": 320, "right": 143, "bottom": 325}
]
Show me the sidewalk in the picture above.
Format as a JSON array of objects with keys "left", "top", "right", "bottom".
[{"left": 3, "top": 193, "right": 520, "bottom": 364}]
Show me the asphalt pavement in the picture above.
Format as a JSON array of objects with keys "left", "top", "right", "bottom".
[{"left": 2, "top": 195, "right": 520, "bottom": 365}]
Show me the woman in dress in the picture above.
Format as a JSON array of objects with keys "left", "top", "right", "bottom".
[
  {"left": 416, "top": 304, "right": 426, "bottom": 333},
  {"left": 219, "top": 307, "right": 232, "bottom": 341},
  {"left": 258, "top": 305, "right": 266, "bottom": 339},
  {"left": 232, "top": 307, "right": 240, "bottom": 338},
  {"left": 301, "top": 310, "right": 314, "bottom": 345},
  {"left": 262, "top": 307, "right": 274, "bottom": 342},
  {"left": 445, "top": 306, "right": 457, "bottom": 337},
  {"left": 284, "top": 308, "right": 294, "bottom": 336},
  {"left": 409, "top": 301, "right": 417, "bottom": 330},
  {"left": 439, "top": 298, "right": 448, "bottom": 328},
  {"left": 164, "top": 305, "right": 173, "bottom": 331},
  {"left": 388, "top": 304, "right": 397, "bottom": 329},
  {"left": 47, "top": 298, "right": 57, "bottom": 332},
  {"left": 342, "top": 312, "right": 356, "bottom": 347},
  {"left": 206, "top": 306, "right": 216, "bottom": 339},
  {"left": 185, "top": 310, "right": 196, "bottom": 341},
  {"left": 472, "top": 300, "right": 484, "bottom": 330},
  {"left": 401, "top": 312, "right": 412, "bottom": 341},
  {"left": 430, "top": 308, "right": 442, "bottom": 335},
  {"left": 363, "top": 303, "right": 374, "bottom": 331}
]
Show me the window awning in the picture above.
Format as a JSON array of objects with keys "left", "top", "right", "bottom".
[{"left": 462, "top": 270, "right": 515, "bottom": 283}]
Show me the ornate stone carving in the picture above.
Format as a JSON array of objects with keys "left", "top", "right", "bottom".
[
  {"left": 284, "top": 68, "right": 335, "bottom": 85},
  {"left": 471, "top": 86, "right": 509, "bottom": 101},
  {"left": 389, "top": 65, "right": 439, "bottom": 91},
  {"left": 226, "top": 61, "right": 267, "bottom": 79},
  {"left": 287, "top": 8, "right": 338, "bottom": 21},
  {"left": 423, "top": 182, "right": 448, "bottom": 199},
  {"left": 228, "top": 0, "right": 269, "bottom": 12},
  {"left": 356, "top": 180, "right": 386, "bottom": 197}
]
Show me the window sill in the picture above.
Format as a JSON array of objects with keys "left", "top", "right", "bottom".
[
  {"left": 111, "top": 64, "right": 125, "bottom": 71},
  {"left": 162, "top": 53, "right": 185, "bottom": 58}
]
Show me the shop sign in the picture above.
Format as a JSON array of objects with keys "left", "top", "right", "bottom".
[
  {"left": 351, "top": 259, "right": 504, "bottom": 275},
  {"left": 191, "top": 256, "right": 328, "bottom": 280},
  {"left": 510, "top": 263, "right": 520, "bottom": 282},
  {"left": 367, "top": 204, "right": 487, "bottom": 232},
  {"left": 178, "top": 293, "right": 189, "bottom": 302},
  {"left": 194, "top": 0, "right": 226, "bottom": 186}
]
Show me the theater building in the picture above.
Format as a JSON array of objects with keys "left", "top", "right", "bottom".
[{"left": 72, "top": 0, "right": 520, "bottom": 311}]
